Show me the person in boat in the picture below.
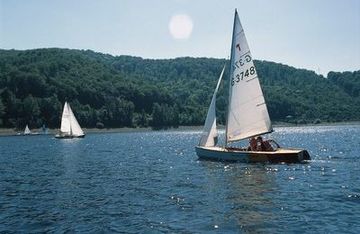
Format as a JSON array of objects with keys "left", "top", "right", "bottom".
[
  {"left": 248, "top": 137, "right": 257, "bottom": 151},
  {"left": 258, "top": 136, "right": 276, "bottom": 151},
  {"left": 256, "top": 136, "right": 264, "bottom": 151}
]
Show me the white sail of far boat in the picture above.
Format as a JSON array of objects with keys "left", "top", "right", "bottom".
[
  {"left": 60, "top": 102, "right": 71, "bottom": 134},
  {"left": 24, "top": 125, "right": 31, "bottom": 135},
  {"left": 67, "top": 103, "right": 84, "bottom": 136},
  {"left": 226, "top": 10, "right": 272, "bottom": 143},
  {"left": 199, "top": 65, "right": 225, "bottom": 147},
  {"left": 195, "top": 9, "right": 310, "bottom": 163},
  {"left": 56, "top": 102, "right": 85, "bottom": 138}
]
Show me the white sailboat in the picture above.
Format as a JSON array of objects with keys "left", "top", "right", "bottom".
[
  {"left": 24, "top": 125, "right": 31, "bottom": 135},
  {"left": 195, "top": 9, "right": 310, "bottom": 163},
  {"left": 21, "top": 124, "right": 39, "bottom": 136},
  {"left": 55, "top": 102, "right": 85, "bottom": 139}
]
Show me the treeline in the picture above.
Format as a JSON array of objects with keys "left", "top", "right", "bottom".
[{"left": 0, "top": 48, "right": 359, "bottom": 130}]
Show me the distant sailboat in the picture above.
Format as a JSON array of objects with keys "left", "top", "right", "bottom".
[
  {"left": 21, "top": 124, "right": 39, "bottom": 136},
  {"left": 195, "top": 9, "right": 310, "bottom": 163},
  {"left": 24, "top": 125, "right": 31, "bottom": 135},
  {"left": 55, "top": 102, "right": 85, "bottom": 139},
  {"left": 42, "top": 124, "right": 48, "bottom": 134}
]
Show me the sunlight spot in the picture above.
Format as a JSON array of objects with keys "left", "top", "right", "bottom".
[{"left": 169, "top": 14, "right": 193, "bottom": 40}]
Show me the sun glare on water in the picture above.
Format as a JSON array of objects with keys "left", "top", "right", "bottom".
[{"left": 169, "top": 14, "right": 193, "bottom": 40}]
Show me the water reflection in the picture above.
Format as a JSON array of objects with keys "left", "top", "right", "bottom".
[{"left": 199, "top": 161, "right": 277, "bottom": 231}]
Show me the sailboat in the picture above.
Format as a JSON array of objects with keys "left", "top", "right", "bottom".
[
  {"left": 21, "top": 124, "right": 39, "bottom": 136},
  {"left": 195, "top": 9, "right": 310, "bottom": 163},
  {"left": 55, "top": 102, "right": 85, "bottom": 139},
  {"left": 24, "top": 125, "right": 31, "bottom": 135}
]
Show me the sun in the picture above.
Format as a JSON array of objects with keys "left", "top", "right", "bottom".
[{"left": 169, "top": 14, "right": 193, "bottom": 40}]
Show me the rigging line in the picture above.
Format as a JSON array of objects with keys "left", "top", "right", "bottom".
[
  {"left": 246, "top": 75, "right": 258, "bottom": 82},
  {"left": 231, "top": 94, "right": 265, "bottom": 107},
  {"left": 236, "top": 51, "right": 251, "bottom": 58},
  {"left": 235, "top": 29, "right": 244, "bottom": 36}
]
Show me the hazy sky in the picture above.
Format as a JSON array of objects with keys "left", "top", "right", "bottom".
[{"left": 1, "top": 0, "right": 359, "bottom": 76}]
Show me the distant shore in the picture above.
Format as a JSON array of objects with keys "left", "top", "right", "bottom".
[
  {"left": 1, "top": 122, "right": 359, "bottom": 136},
  {"left": 0, "top": 126, "right": 204, "bottom": 136}
]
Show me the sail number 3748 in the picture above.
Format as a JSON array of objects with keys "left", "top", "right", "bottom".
[{"left": 231, "top": 66, "right": 256, "bottom": 86}]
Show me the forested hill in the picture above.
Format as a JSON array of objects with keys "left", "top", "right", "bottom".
[{"left": 0, "top": 48, "right": 359, "bottom": 129}]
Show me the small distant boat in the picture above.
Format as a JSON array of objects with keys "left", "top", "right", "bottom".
[
  {"left": 55, "top": 102, "right": 85, "bottom": 139},
  {"left": 24, "top": 125, "right": 31, "bottom": 135},
  {"left": 21, "top": 124, "right": 39, "bottom": 136},
  {"left": 41, "top": 124, "right": 48, "bottom": 134},
  {"left": 195, "top": 9, "right": 310, "bottom": 163}
]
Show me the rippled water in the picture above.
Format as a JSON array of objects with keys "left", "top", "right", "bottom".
[{"left": 0, "top": 125, "right": 359, "bottom": 233}]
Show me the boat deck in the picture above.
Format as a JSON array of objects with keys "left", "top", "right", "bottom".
[{"left": 200, "top": 146, "right": 302, "bottom": 154}]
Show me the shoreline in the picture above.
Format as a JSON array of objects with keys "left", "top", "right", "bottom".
[
  {"left": 0, "top": 121, "right": 359, "bottom": 136},
  {"left": 0, "top": 126, "right": 204, "bottom": 136}
]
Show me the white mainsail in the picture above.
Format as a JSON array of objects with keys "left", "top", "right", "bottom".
[
  {"left": 24, "top": 125, "right": 31, "bottom": 135},
  {"left": 226, "top": 10, "right": 272, "bottom": 143},
  {"left": 67, "top": 103, "right": 84, "bottom": 136},
  {"left": 199, "top": 65, "right": 225, "bottom": 147},
  {"left": 60, "top": 102, "right": 71, "bottom": 134}
]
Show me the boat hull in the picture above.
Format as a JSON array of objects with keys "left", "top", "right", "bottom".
[
  {"left": 195, "top": 146, "right": 310, "bottom": 163},
  {"left": 55, "top": 134, "right": 85, "bottom": 139},
  {"left": 21, "top": 133, "right": 40, "bottom": 136}
]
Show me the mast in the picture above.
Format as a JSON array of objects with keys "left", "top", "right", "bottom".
[
  {"left": 225, "top": 9, "right": 238, "bottom": 147},
  {"left": 68, "top": 103, "right": 72, "bottom": 136}
]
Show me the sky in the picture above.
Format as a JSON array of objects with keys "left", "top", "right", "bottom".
[{"left": 0, "top": 0, "right": 359, "bottom": 76}]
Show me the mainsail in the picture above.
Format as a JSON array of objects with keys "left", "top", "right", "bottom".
[
  {"left": 226, "top": 10, "right": 272, "bottom": 143},
  {"left": 60, "top": 102, "right": 71, "bottom": 134},
  {"left": 199, "top": 66, "right": 225, "bottom": 146}
]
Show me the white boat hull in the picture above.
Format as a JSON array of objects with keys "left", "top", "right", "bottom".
[{"left": 195, "top": 146, "right": 310, "bottom": 163}]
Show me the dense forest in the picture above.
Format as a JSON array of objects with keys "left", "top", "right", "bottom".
[{"left": 0, "top": 48, "right": 359, "bottom": 130}]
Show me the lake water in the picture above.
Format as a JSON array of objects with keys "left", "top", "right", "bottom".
[{"left": 0, "top": 125, "right": 359, "bottom": 233}]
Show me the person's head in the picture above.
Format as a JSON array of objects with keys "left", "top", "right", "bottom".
[{"left": 257, "top": 136, "right": 263, "bottom": 141}]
